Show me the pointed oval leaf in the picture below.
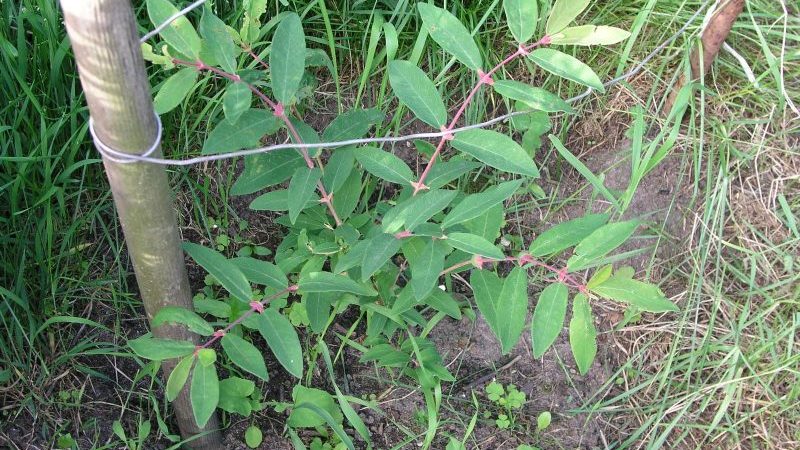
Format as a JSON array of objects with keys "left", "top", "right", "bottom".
[
  {"left": 590, "top": 276, "right": 678, "bottom": 312},
  {"left": 531, "top": 283, "right": 568, "bottom": 357},
  {"left": 270, "top": 13, "right": 305, "bottom": 104},
  {"left": 152, "top": 306, "right": 214, "bottom": 336},
  {"left": 322, "top": 148, "right": 355, "bottom": 193},
  {"left": 355, "top": 147, "right": 414, "bottom": 185},
  {"left": 445, "top": 232, "right": 504, "bottom": 260},
  {"left": 256, "top": 309, "right": 303, "bottom": 378},
  {"left": 322, "top": 109, "right": 385, "bottom": 142},
  {"left": 550, "top": 25, "right": 631, "bottom": 46},
  {"left": 471, "top": 269, "right": 503, "bottom": 336},
  {"left": 183, "top": 242, "right": 252, "bottom": 302},
  {"left": 233, "top": 150, "right": 305, "bottom": 195},
  {"left": 153, "top": 67, "right": 198, "bottom": 114},
  {"left": 361, "top": 233, "right": 402, "bottom": 281},
  {"left": 222, "top": 83, "right": 252, "bottom": 124},
  {"left": 452, "top": 129, "right": 539, "bottom": 177},
  {"left": 527, "top": 48, "right": 604, "bottom": 92},
  {"left": 231, "top": 257, "right": 287, "bottom": 290},
  {"left": 221, "top": 333, "right": 269, "bottom": 381},
  {"left": 128, "top": 335, "right": 195, "bottom": 360},
  {"left": 569, "top": 293, "right": 596, "bottom": 375},
  {"left": 443, "top": 180, "right": 522, "bottom": 228},
  {"left": 146, "top": 0, "right": 202, "bottom": 59},
  {"left": 202, "top": 109, "right": 281, "bottom": 155},
  {"left": 497, "top": 267, "right": 529, "bottom": 354},
  {"left": 529, "top": 213, "right": 609, "bottom": 257},
  {"left": 166, "top": 355, "right": 194, "bottom": 402},
  {"left": 199, "top": 8, "right": 237, "bottom": 73},
  {"left": 299, "top": 271, "right": 378, "bottom": 297},
  {"left": 425, "top": 159, "right": 482, "bottom": 189},
  {"left": 388, "top": 60, "right": 447, "bottom": 128},
  {"left": 417, "top": 3, "right": 483, "bottom": 70},
  {"left": 288, "top": 167, "right": 322, "bottom": 224},
  {"left": 409, "top": 239, "right": 446, "bottom": 301},
  {"left": 504, "top": 0, "right": 539, "bottom": 43},
  {"left": 493, "top": 80, "right": 574, "bottom": 113},
  {"left": 464, "top": 203, "right": 505, "bottom": 242},
  {"left": 249, "top": 189, "right": 315, "bottom": 211},
  {"left": 190, "top": 362, "right": 219, "bottom": 427},
  {"left": 567, "top": 220, "right": 639, "bottom": 270},
  {"left": 383, "top": 189, "right": 458, "bottom": 233},
  {"left": 545, "top": 0, "right": 590, "bottom": 35}
]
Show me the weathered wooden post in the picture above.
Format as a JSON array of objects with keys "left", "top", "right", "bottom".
[{"left": 60, "top": 0, "right": 222, "bottom": 446}]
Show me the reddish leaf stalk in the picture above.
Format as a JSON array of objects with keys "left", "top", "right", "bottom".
[
  {"left": 194, "top": 285, "right": 298, "bottom": 354},
  {"left": 412, "top": 37, "right": 550, "bottom": 195},
  {"left": 173, "top": 59, "right": 342, "bottom": 227}
]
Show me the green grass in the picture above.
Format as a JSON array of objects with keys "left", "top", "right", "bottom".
[{"left": 2, "top": 0, "right": 798, "bottom": 447}]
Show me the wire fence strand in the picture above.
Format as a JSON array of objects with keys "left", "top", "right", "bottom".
[{"left": 122, "top": 0, "right": 712, "bottom": 166}]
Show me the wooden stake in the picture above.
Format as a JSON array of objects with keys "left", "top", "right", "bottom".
[
  {"left": 665, "top": 0, "right": 745, "bottom": 115},
  {"left": 60, "top": 0, "right": 222, "bottom": 446}
]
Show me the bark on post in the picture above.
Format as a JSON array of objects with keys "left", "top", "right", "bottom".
[
  {"left": 665, "top": 0, "right": 745, "bottom": 114},
  {"left": 60, "top": 0, "right": 222, "bottom": 446}
]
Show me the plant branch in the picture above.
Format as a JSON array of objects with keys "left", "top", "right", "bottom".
[{"left": 412, "top": 37, "right": 550, "bottom": 195}]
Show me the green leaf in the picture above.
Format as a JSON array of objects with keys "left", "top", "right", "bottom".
[
  {"left": 199, "top": 8, "right": 237, "bottom": 73},
  {"left": 332, "top": 170, "right": 362, "bottom": 221},
  {"left": 550, "top": 25, "right": 631, "bottom": 46},
  {"left": 496, "top": 267, "right": 528, "bottom": 354},
  {"left": 549, "top": 135, "right": 620, "bottom": 210},
  {"left": 471, "top": 269, "right": 502, "bottom": 334},
  {"left": 361, "top": 233, "right": 402, "bottom": 281},
  {"left": 232, "top": 149, "right": 305, "bottom": 195},
  {"left": 452, "top": 129, "right": 539, "bottom": 177},
  {"left": 590, "top": 276, "right": 678, "bottom": 312},
  {"left": 409, "top": 239, "right": 445, "bottom": 301},
  {"left": 417, "top": 3, "right": 483, "bottom": 70},
  {"left": 317, "top": 342, "right": 371, "bottom": 443},
  {"left": 305, "top": 292, "right": 337, "bottom": 333},
  {"left": 166, "top": 355, "right": 194, "bottom": 402},
  {"left": 299, "top": 271, "right": 378, "bottom": 297},
  {"left": 197, "top": 348, "right": 216, "bottom": 366},
  {"left": 586, "top": 264, "right": 613, "bottom": 289},
  {"left": 425, "top": 159, "right": 482, "bottom": 189},
  {"left": 569, "top": 293, "right": 596, "bottom": 375},
  {"left": 545, "top": 0, "right": 590, "bottom": 35},
  {"left": 355, "top": 147, "right": 414, "bottom": 185},
  {"left": 531, "top": 283, "right": 568, "bottom": 357},
  {"left": 446, "top": 232, "right": 504, "bottom": 260},
  {"left": 257, "top": 310, "right": 303, "bottom": 378},
  {"left": 128, "top": 335, "right": 195, "bottom": 360},
  {"left": 322, "top": 148, "right": 355, "bottom": 193},
  {"left": 566, "top": 220, "right": 639, "bottom": 270},
  {"left": 221, "top": 333, "right": 269, "bottom": 381},
  {"left": 529, "top": 213, "right": 609, "bottom": 257},
  {"left": 194, "top": 298, "right": 231, "bottom": 318},
  {"left": 153, "top": 68, "right": 197, "bottom": 114},
  {"left": 202, "top": 109, "right": 281, "bottom": 155},
  {"left": 288, "top": 385, "right": 342, "bottom": 428},
  {"left": 240, "top": 0, "right": 267, "bottom": 44},
  {"left": 322, "top": 109, "right": 384, "bottom": 141},
  {"left": 443, "top": 180, "right": 522, "bottom": 228},
  {"left": 231, "top": 257, "right": 287, "bottom": 290},
  {"left": 270, "top": 13, "right": 305, "bottom": 104},
  {"left": 248, "top": 189, "right": 316, "bottom": 212},
  {"left": 504, "top": 0, "right": 538, "bottom": 43},
  {"left": 183, "top": 243, "right": 252, "bottom": 302},
  {"left": 218, "top": 376, "right": 255, "bottom": 416},
  {"left": 222, "top": 83, "right": 252, "bottom": 124},
  {"left": 190, "top": 362, "right": 219, "bottom": 427},
  {"left": 463, "top": 203, "right": 504, "bottom": 242},
  {"left": 382, "top": 189, "right": 458, "bottom": 233},
  {"left": 426, "top": 289, "right": 462, "bottom": 320},
  {"left": 146, "top": 0, "right": 202, "bottom": 59},
  {"left": 537, "top": 411, "right": 552, "bottom": 430},
  {"left": 388, "top": 60, "right": 447, "bottom": 128},
  {"left": 493, "top": 80, "right": 573, "bottom": 113},
  {"left": 527, "top": 48, "right": 604, "bottom": 92},
  {"left": 152, "top": 306, "right": 214, "bottom": 336},
  {"left": 288, "top": 167, "right": 322, "bottom": 224},
  {"left": 245, "top": 426, "right": 263, "bottom": 448}
]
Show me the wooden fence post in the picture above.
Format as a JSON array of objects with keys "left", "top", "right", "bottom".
[{"left": 59, "top": 0, "right": 222, "bottom": 447}]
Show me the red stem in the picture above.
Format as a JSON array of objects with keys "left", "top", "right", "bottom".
[
  {"left": 196, "top": 285, "right": 298, "bottom": 353},
  {"left": 413, "top": 38, "right": 549, "bottom": 195},
  {"left": 173, "top": 58, "right": 342, "bottom": 227}
]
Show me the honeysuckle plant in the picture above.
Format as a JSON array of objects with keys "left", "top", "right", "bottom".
[{"left": 130, "top": 0, "right": 678, "bottom": 445}]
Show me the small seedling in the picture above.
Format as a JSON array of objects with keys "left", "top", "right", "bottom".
[{"left": 485, "top": 381, "right": 526, "bottom": 429}]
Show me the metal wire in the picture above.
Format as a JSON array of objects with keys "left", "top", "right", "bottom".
[{"left": 108, "top": 0, "right": 711, "bottom": 166}]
